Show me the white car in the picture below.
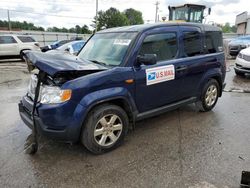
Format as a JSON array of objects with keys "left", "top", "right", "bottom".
[
  {"left": 235, "top": 47, "right": 250, "bottom": 76},
  {"left": 0, "top": 34, "right": 41, "bottom": 60}
]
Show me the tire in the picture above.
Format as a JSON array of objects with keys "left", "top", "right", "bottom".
[
  {"left": 81, "top": 104, "right": 129, "bottom": 154},
  {"left": 235, "top": 70, "right": 245, "bottom": 77},
  {"left": 196, "top": 79, "right": 220, "bottom": 112},
  {"left": 20, "top": 51, "right": 26, "bottom": 61},
  {"left": 20, "top": 50, "right": 30, "bottom": 61}
]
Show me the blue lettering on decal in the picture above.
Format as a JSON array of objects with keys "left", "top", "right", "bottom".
[{"left": 147, "top": 72, "right": 156, "bottom": 80}]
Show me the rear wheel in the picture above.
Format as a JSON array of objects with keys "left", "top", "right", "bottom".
[
  {"left": 81, "top": 104, "right": 129, "bottom": 154},
  {"left": 196, "top": 79, "right": 220, "bottom": 112},
  {"left": 235, "top": 70, "right": 245, "bottom": 77}
]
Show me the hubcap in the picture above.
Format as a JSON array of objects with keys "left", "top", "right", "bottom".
[
  {"left": 205, "top": 84, "right": 218, "bottom": 107},
  {"left": 94, "top": 114, "right": 123, "bottom": 147}
]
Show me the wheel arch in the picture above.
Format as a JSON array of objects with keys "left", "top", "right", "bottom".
[
  {"left": 20, "top": 49, "right": 31, "bottom": 55},
  {"left": 198, "top": 69, "right": 223, "bottom": 98},
  {"left": 20, "top": 49, "right": 31, "bottom": 60},
  {"left": 77, "top": 96, "right": 137, "bottom": 141}
]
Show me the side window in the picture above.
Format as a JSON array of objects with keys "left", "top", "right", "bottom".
[
  {"left": 17, "top": 36, "right": 35, "bottom": 43},
  {"left": 72, "top": 42, "right": 84, "bottom": 52},
  {"left": 139, "top": 33, "right": 178, "bottom": 62},
  {"left": 183, "top": 31, "right": 202, "bottom": 57},
  {"left": 205, "top": 31, "right": 223, "bottom": 54},
  {"left": 0, "top": 36, "right": 17, "bottom": 44}
]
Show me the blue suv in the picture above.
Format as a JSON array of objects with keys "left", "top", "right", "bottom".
[{"left": 19, "top": 23, "right": 226, "bottom": 154}]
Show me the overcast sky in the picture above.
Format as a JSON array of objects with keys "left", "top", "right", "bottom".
[{"left": 0, "top": 0, "right": 247, "bottom": 29}]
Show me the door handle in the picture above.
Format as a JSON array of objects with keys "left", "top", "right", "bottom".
[{"left": 176, "top": 65, "right": 187, "bottom": 72}]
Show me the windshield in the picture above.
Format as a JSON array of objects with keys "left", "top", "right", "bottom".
[
  {"left": 172, "top": 7, "right": 188, "bottom": 21},
  {"left": 78, "top": 32, "right": 137, "bottom": 66}
]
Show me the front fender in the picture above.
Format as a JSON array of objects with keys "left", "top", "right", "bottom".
[
  {"left": 73, "top": 87, "right": 137, "bottom": 130},
  {"left": 80, "top": 87, "right": 135, "bottom": 107}
]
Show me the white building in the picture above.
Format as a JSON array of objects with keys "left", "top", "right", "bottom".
[{"left": 235, "top": 11, "right": 250, "bottom": 34}]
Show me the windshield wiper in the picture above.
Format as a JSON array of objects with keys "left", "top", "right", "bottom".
[{"left": 88, "top": 59, "right": 107, "bottom": 66}]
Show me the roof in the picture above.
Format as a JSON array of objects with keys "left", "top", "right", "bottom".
[
  {"left": 170, "top": 4, "right": 206, "bottom": 9},
  {"left": 98, "top": 22, "right": 221, "bottom": 33}
]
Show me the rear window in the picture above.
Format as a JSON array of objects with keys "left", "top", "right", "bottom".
[
  {"left": 205, "top": 31, "right": 223, "bottom": 53},
  {"left": 183, "top": 31, "right": 202, "bottom": 57},
  {"left": 17, "top": 36, "right": 36, "bottom": 43},
  {"left": 0, "top": 36, "right": 17, "bottom": 44}
]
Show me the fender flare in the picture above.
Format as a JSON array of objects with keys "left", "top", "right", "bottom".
[
  {"left": 197, "top": 68, "right": 223, "bottom": 97},
  {"left": 73, "top": 87, "right": 137, "bottom": 132}
]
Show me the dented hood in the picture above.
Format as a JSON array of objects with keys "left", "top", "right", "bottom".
[{"left": 24, "top": 51, "right": 108, "bottom": 76}]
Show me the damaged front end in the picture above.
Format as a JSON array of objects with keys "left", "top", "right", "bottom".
[
  {"left": 24, "top": 51, "right": 108, "bottom": 86},
  {"left": 24, "top": 51, "right": 107, "bottom": 103},
  {"left": 20, "top": 51, "right": 108, "bottom": 154}
]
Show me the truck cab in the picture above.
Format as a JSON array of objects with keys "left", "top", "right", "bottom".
[
  {"left": 168, "top": 4, "right": 209, "bottom": 23},
  {"left": 19, "top": 23, "right": 226, "bottom": 154}
]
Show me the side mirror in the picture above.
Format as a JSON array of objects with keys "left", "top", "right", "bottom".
[
  {"left": 208, "top": 8, "right": 211, "bottom": 15},
  {"left": 137, "top": 54, "right": 157, "bottom": 66},
  {"left": 65, "top": 47, "right": 70, "bottom": 52}
]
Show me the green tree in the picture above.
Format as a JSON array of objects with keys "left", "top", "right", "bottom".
[
  {"left": 75, "top": 25, "right": 81, "bottom": 33},
  {"left": 124, "top": 8, "right": 144, "bottom": 25},
  {"left": 81, "top": 25, "right": 92, "bottom": 34},
  {"left": 231, "top": 25, "right": 237, "bottom": 33},
  {"left": 68, "top": 27, "right": 76, "bottom": 33},
  {"left": 95, "top": 7, "right": 129, "bottom": 31},
  {"left": 0, "top": 19, "right": 91, "bottom": 34},
  {"left": 0, "top": 20, "right": 45, "bottom": 31}
]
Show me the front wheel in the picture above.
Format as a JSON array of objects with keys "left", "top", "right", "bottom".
[
  {"left": 196, "top": 79, "right": 220, "bottom": 112},
  {"left": 81, "top": 104, "right": 129, "bottom": 154}
]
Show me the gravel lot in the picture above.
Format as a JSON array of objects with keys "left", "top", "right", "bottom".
[{"left": 0, "top": 59, "right": 250, "bottom": 188}]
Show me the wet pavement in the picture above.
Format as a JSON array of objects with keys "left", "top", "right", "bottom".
[{"left": 0, "top": 59, "right": 250, "bottom": 188}]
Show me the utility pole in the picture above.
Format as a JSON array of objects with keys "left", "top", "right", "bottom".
[
  {"left": 95, "top": 0, "right": 98, "bottom": 33},
  {"left": 155, "top": 1, "right": 159, "bottom": 23},
  {"left": 7, "top": 9, "right": 11, "bottom": 31}
]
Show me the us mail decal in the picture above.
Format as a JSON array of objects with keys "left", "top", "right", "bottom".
[{"left": 146, "top": 65, "right": 175, "bottom": 85}]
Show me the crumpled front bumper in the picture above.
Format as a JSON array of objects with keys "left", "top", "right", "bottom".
[{"left": 18, "top": 96, "right": 83, "bottom": 143}]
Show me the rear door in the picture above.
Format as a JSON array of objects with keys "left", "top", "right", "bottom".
[
  {"left": 177, "top": 26, "right": 208, "bottom": 98},
  {"left": 0, "top": 36, "right": 19, "bottom": 56},
  {"left": 134, "top": 26, "right": 185, "bottom": 112}
]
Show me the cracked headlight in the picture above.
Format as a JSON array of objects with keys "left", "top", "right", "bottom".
[{"left": 40, "top": 86, "right": 72, "bottom": 104}]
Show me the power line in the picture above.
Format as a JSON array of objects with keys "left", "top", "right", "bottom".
[{"left": 0, "top": 8, "right": 93, "bottom": 20}]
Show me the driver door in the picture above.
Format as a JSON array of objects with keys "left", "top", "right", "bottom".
[{"left": 134, "top": 26, "right": 184, "bottom": 113}]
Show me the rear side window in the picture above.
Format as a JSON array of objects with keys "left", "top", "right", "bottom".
[
  {"left": 139, "top": 33, "right": 178, "bottom": 62},
  {"left": 0, "top": 36, "right": 17, "bottom": 44},
  {"left": 17, "top": 36, "right": 35, "bottom": 43},
  {"left": 183, "top": 31, "right": 202, "bottom": 57},
  {"left": 205, "top": 31, "right": 223, "bottom": 53}
]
